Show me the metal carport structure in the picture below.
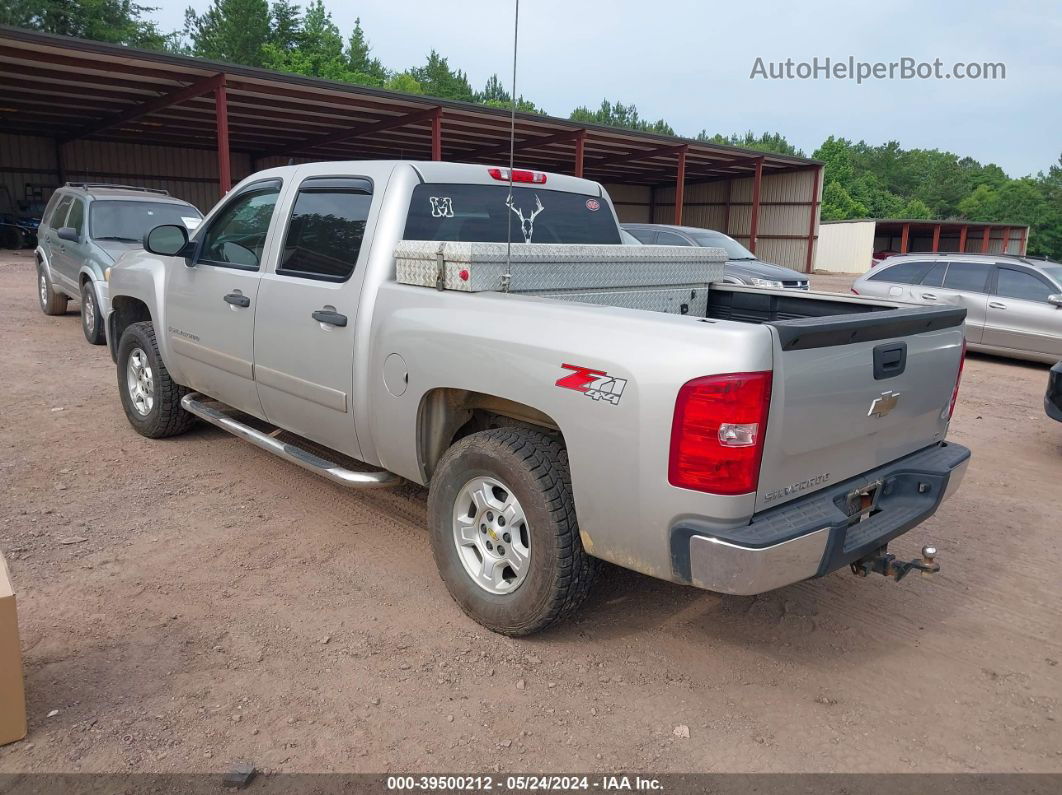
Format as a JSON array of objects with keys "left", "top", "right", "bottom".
[{"left": 0, "top": 26, "right": 824, "bottom": 270}]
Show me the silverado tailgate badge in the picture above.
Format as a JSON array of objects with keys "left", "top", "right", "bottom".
[
  {"left": 868, "top": 390, "right": 902, "bottom": 418},
  {"left": 556, "top": 364, "right": 627, "bottom": 406}
]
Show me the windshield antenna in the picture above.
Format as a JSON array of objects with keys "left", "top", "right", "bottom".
[{"left": 502, "top": 0, "right": 519, "bottom": 293}]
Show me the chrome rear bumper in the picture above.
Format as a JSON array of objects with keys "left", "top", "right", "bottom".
[{"left": 675, "top": 442, "right": 971, "bottom": 596}]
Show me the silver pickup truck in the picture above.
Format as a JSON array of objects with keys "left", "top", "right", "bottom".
[{"left": 104, "top": 161, "right": 970, "bottom": 636}]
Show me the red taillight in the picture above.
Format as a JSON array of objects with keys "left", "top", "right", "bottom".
[
  {"left": 945, "top": 338, "right": 967, "bottom": 420},
  {"left": 669, "top": 372, "right": 773, "bottom": 495},
  {"left": 488, "top": 167, "right": 547, "bottom": 184}
]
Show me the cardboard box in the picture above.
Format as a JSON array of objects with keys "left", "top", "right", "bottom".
[{"left": 0, "top": 551, "right": 27, "bottom": 745}]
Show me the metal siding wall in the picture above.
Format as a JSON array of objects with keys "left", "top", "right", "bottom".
[
  {"left": 0, "top": 133, "right": 248, "bottom": 214},
  {"left": 814, "top": 221, "right": 876, "bottom": 273},
  {"left": 0, "top": 133, "right": 57, "bottom": 213},
  {"left": 650, "top": 169, "right": 819, "bottom": 270},
  {"left": 603, "top": 182, "right": 651, "bottom": 223}
]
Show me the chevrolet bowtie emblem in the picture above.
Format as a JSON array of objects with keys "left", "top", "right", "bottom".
[{"left": 868, "top": 390, "right": 902, "bottom": 418}]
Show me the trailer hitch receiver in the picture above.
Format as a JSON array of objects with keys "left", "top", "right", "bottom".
[{"left": 851, "top": 545, "right": 939, "bottom": 582}]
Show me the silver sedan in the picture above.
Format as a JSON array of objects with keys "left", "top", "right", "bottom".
[{"left": 851, "top": 253, "right": 1062, "bottom": 364}]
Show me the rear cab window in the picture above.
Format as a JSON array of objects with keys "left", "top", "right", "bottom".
[{"left": 403, "top": 184, "right": 621, "bottom": 245}]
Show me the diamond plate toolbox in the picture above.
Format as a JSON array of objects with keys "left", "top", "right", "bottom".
[{"left": 394, "top": 241, "right": 727, "bottom": 293}]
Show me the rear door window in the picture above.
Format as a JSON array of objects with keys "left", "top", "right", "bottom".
[
  {"left": 870, "top": 260, "right": 933, "bottom": 284},
  {"left": 278, "top": 177, "right": 373, "bottom": 282},
  {"left": 920, "top": 262, "right": 948, "bottom": 287},
  {"left": 995, "top": 267, "right": 1055, "bottom": 303},
  {"left": 943, "top": 261, "right": 992, "bottom": 293},
  {"left": 403, "top": 184, "right": 620, "bottom": 244},
  {"left": 655, "top": 230, "right": 693, "bottom": 246}
]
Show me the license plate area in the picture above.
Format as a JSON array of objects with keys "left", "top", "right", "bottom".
[{"left": 840, "top": 479, "right": 884, "bottom": 525}]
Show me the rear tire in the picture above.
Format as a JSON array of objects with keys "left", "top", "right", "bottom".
[
  {"left": 427, "top": 427, "right": 597, "bottom": 636},
  {"left": 117, "top": 321, "right": 195, "bottom": 439},
  {"left": 80, "top": 280, "right": 105, "bottom": 345},
  {"left": 37, "top": 264, "right": 68, "bottom": 316}
]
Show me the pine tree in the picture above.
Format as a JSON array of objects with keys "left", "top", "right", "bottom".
[
  {"left": 187, "top": 0, "right": 271, "bottom": 66},
  {"left": 346, "top": 17, "right": 387, "bottom": 84},
  {"left": 409, "top": 51, "right": 475, "bottom": 102},
  {"left": 268, "top": 0, "right": 301, "bottom": 51}
]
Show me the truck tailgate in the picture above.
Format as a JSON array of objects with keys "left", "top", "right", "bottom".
[{"left": 755, "top": 306, "right": 966, "bottom": 512}]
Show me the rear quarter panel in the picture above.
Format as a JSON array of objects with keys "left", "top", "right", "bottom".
[{"left": 367, "top": 284, "right": 775, "bottom": 581}]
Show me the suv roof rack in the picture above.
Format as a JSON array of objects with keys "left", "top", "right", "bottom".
[{"left": 64, "top": 182, "right": 170, "bottom": 196}]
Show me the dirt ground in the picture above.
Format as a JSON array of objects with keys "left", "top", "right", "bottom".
[{"left": 0, "top": 251, "right": 1059, "bottom": 774}]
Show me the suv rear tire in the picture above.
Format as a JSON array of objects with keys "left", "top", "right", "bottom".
[
  {"left": 80, "top": 280, "right": 105, "bottom": 345},
  {"left": 117, "top": 321, "right": 195, "bottom": 438},
  {"left": 37, "top": 264, "right": 68, "bottom": 316},
  {"left": 427, "top": 427, "right": 597, "bottom": 635}
]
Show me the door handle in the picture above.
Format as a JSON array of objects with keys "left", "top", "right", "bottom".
[
  {"left": 312, "top": 309, "right": 347, "bottom": 327},
  {"left": 223, "top": 292, "right": 251, "bottom": 307},
  {"left": 921, "top": 293, "right": 937, "bottom": 300},
  {"left": 988, "top": 301, "right": 1006, "bottom": 309}
]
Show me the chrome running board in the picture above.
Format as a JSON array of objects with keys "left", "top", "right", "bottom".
[{"left": 180, "top": 393, "right": 401, "bottom": 489}]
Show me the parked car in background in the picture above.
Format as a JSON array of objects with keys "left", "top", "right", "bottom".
[
  {"left": 0, "top": 185, "right": 40, "bottom": 249},
  {"left": 622, "top": 223, "right": 809, "bottom": 289},
  {"left": 35, "top": 183, "right": 202, "bottom": 345},
  {"left": 1047, "top": 361, "right": 1062, "bottom": 422},
  {"left": 851, "top": 253, "right": 1062, "bottom": 364}
]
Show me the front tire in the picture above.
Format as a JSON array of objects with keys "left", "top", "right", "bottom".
[
  {"left": 427, "top": 427, "right": 597, "bottom": 636},
  {"left": 117, "top": 321, "right": 195, "bottom": 438},
  {"left": 37, "top": 264, "right": 68, "bottom": 316},
  {"left": 80, "top": 280, "right": 105, "bottom": 345}
]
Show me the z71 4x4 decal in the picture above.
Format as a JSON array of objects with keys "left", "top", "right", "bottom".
[{"left": 556, "top": 364, "right": 628, "bottom": 406}]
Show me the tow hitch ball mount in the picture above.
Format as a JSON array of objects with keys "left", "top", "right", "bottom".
[{"left": 851, "top": 545, "right": 939, "bottom": 582}]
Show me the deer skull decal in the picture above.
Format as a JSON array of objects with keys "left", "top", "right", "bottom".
[{"left": 506, "top": 194, "right": 545, "bottom": 243}]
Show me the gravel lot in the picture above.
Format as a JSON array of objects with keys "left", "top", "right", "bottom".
[{"left": 0, "top": 250, "right": 1059, "bottom": 774}]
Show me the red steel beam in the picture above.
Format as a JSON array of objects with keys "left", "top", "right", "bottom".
[
  {"left": 463, "top": 128, "right": 585, "bottom": 162},
  {"left": 958, "top": 224, "right": 968, "bottom": 253},
  {"left": 574, "top": 130, "right": 585, "bottom": 178},
  {"left": 981, "top": 226, "right": 990, "bottom": 253},
  {"left": 270, "top": 106, "right": 441, "bottom": 157},
  {"left": 60, "top": 73, "right": 226, "bottom": 144},
  {"left": 215, "top": 81, "right": 231, "bottom": 195},
  {"left": 900, "top": 223, "right": 911, "bottom": 254},
  {"left": 804, "top": 165, "right": 821, "bottom": 273},
  {"left": 431, "top": 107, "right": 442, "bottom": 161},
  {"left": 748, "top": 156, "right": 764, "bottom": 253},
  {"left": 587, "top": 142, "right": 688, "bottom": 171},
  {"left": 674, "top": 146, "right": 688, "bottom": 225},
  {"left": 1000, "top": 226, "right": 1010, "bottom": 254},
  {"left": 932, "top": 223, "right": 941, "bottom": 252},
  {"left": 1018, "top": 226, "right": 1027, "bottom": 254}
]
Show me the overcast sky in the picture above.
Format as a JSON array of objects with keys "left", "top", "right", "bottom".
[{"left": 154, "top": 0, "right": 1061, "bottom": 177}]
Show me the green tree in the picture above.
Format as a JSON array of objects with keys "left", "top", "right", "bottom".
[
  {"left": 820, "top": 180, "right": 868, "bottom": 221},
  {"left": 268, "top": 0, "right": 301, "bottom": 50},
  {"left": 1, "top": 0, "right": 169, "bottom": 48},
  {"left": 900, "top": 198, "right": 933, "bottom": 219},
  {"left": 385, "top": 71, "right": 423, "bottom": 94},
  {"left": 698, "top": 130, "right": 803, "bottom": 157},
  {"left": 569, "top": 100, "right": 674, "bottom": 135},
  {"left": 409, "top": 50, "right": 474, "bottom": 101},
  {"left": 185, "top": 0, "right": 271, "bottom": 66},
  {"left": 475, "top": 74, "right": 542, "bottom": 113},
  {"left": 346, "top": 17, "right": 387, "bottom": 84}
]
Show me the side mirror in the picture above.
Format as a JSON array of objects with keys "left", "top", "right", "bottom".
[
  {"left": 57, "top": 226, "right": 79, "bottom": 243},
  {"left": 1048, "top": 294, "right": 1062, "bottom": 307},
  {"left": 144, "top": 224, "right": 191, "bottom": 258}
]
